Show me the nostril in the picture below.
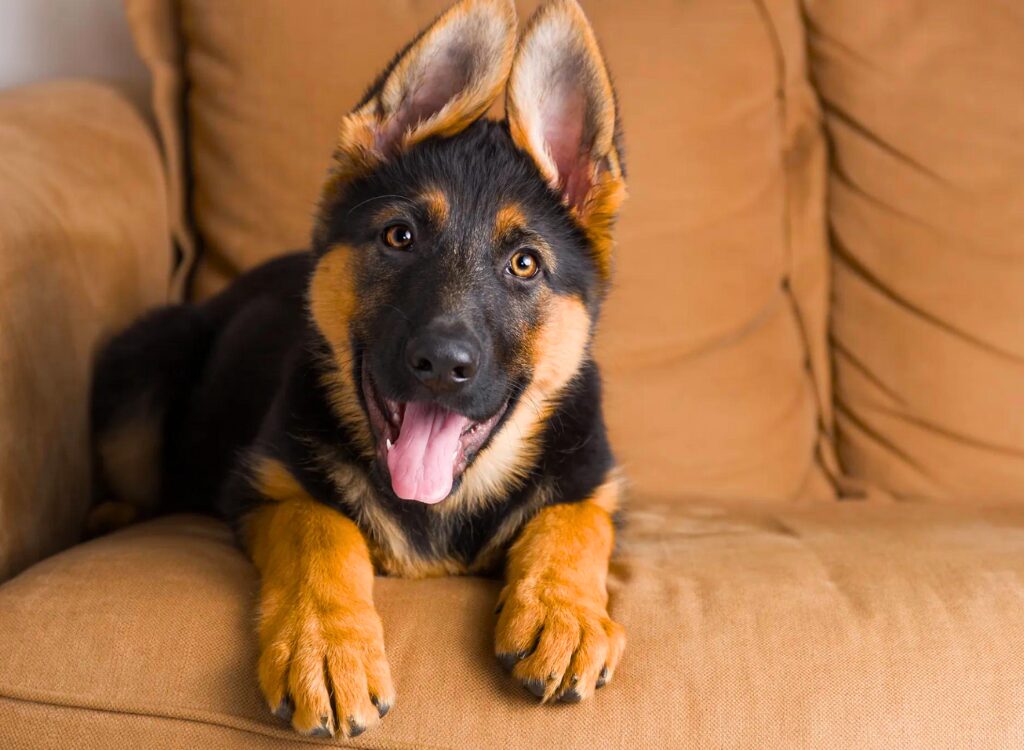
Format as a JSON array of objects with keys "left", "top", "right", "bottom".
[{"left": 406, "top": 331, "right": 479, "bottom": 389}]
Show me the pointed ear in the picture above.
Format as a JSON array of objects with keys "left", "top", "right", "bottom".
[
  {"left": 328, "top": 0, "right": 517, "bottom": 186},
  {"left": 506, "top": 0, "right": 625, "bottom": 279}
]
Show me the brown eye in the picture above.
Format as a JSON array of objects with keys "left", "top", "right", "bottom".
[
  {"left": 508, "top": 249, "right": 540, "bottom": 279},
  {"left": 382, "top": 223, "right": 414, "bottom": 249}
]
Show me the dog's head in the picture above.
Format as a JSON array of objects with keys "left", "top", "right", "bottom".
[{"left": 310, "top": 0, "right": 625, "bottom": 504}]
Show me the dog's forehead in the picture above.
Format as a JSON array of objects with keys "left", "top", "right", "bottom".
[
  {"left": 417, "top": 183, "right": 533, "bottom": 248},
  {"left": 383, "top": 120, "right": 552, "bottom": 238}
]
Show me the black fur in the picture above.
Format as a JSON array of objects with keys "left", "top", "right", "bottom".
[{"left": 91, "top": 119, "right": 616, "bottom": 572}]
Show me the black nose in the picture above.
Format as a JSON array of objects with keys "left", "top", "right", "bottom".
[{"left": 406, "top": 326, "right": 480, "bottom": 393}]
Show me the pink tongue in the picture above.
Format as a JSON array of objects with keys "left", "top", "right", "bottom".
[{"left": 387, "top": 401, "right": 469, "bottom": 503}]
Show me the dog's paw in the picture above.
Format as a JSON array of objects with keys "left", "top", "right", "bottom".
[
  {"left": 258, "top": 597, "right": 394, "bottom": 738},
  {"left": 494, "top": 581, "right": 625, "bottom": 703}
]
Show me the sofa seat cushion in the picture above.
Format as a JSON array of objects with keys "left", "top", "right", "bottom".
[{"left": 2, "top": 501, "right": 1024, "bottom": 749}]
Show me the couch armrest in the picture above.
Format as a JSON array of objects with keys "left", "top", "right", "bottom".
[{"left": 0, "top": 81, "right": 171, "bottom": 581}]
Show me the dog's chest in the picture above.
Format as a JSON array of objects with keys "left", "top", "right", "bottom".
[
  {"left": 362, "top": 500, "right": 516, "bottom": 579},
  {"left": 323, "top": 452, "right": 544, "bottom": 579}
]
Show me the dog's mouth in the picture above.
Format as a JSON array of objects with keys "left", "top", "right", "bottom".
[{"left": 360, "top": 359, "right": 509, "bottom": 504}]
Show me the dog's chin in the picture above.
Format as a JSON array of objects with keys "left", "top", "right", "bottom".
[{"left": 360, "top": 359, "right": 509, "bottom": 504}]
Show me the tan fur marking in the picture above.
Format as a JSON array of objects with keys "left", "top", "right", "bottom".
[
  {"left": 319, "top": 110, "right": 382, "bottom": 210},
  {"left": 495, "top": 495, "right": 625, "bottom": 702},
  {"left": 573, "top": 165, "right": 626, "bottom": 280},
  {"left": 527, "top": 293, "right": 593, "bottom": 395},
  {"left": 252, "top": 457, "right": 307, "bottom": 504},
  {"left": 422, "top": 187, "right": 450, "bottom": 227},
  {"left": 96, "top": 406, "right": 161, "bottom": 514},
  {"left": 467, "top": 482, "right": 555, "bottom": 574},
  {"left": 588, "top": 471, "right": 624, "bottom": 515},
  {"left": 493, "top": 202, "right": 527, "bottom": 241},
  {"left": 493, "top": 203, "right": 559, "bottom": 274},
  {"left": 245, "top": 457, "right": 394, "bottom": 738},
  {"left": 308, "top": 245, "right": 375, "bottom": 458},
  {"left": 324, "top": 459, "right": 410, "bottom": 567},
  {"left": 316, "top": 453, "right": 469, "bottom": 579},
  {"left": 329, "top": 458, "right": 458, "bottom": 577}
]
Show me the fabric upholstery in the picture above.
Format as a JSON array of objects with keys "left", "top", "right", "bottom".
[
  {"left": 0, "top": 81, "right": 171, "bottom": 582},
  {"left": 124, "top": 0, "right": 837, "bottom": 502},
  {"left": 806, "top": 0, "right": 1024, "bottom": 501},
  {"left": 3, "top": 502, "right": 1024, "bottom": 749},
  {"left": 122, "top": 0, "right": 194, "bottom": 299}
]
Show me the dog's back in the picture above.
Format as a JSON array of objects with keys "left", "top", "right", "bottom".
[{"left": 90, "top": 253, "right": 310, "bottom": 525}]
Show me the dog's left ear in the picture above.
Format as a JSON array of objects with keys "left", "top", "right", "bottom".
[
  {"left": 326, "top": 0, "right": 517, "bottom": 191},
  {"left": 506, "top": 0, "right": 625, "bottom": 279}
]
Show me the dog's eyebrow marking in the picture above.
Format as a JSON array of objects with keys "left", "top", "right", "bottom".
[
  {"left": 420, "top": 188, "right": 449, "bottom": 227},
  {"left": 494, "top": 201, "right": 558, "bottom": 273},
  {"left": 494, "top": 202, "right": 527, "bottom": 241}
]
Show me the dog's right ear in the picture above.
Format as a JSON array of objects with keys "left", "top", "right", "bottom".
[
  {"left": 324, "top": 0, "right": 517, "bottom": 193},
  {"left": 506, "top": 0, "right": 624, "bottom": 282}
]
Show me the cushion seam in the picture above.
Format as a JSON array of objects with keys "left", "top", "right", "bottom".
[
  {"left": 751, "top": 0, "right": 842, "bottom": 499},
  {"left": 0, "top": 689, "right": 449, "bottom": 750}
]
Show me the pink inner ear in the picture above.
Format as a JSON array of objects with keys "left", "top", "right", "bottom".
[
  {"left": 541, "top": 85, "right": 592, "bottom": 209},
  {"left": 377, "top": 46, "right": 474, "bottom": 154}
]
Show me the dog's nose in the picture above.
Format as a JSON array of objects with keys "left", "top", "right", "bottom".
[{"left": 406, "top": 327, "right": 480, "bottom": 393}]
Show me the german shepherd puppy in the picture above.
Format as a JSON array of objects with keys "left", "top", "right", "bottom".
[{"left": 90, "top": 0, "right": 626, "bottom": 738}]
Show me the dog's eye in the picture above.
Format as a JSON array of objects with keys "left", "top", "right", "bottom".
[
  {"left": 382, "top": 223, "right": 414, "bottom": 250},
  {"left": 507, "top": 249, "right": 541, "bottom": 280}
]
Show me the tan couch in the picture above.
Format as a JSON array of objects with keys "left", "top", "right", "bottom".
[{"left": 1, "top": 1, "right": 1022, "bottom": 747}]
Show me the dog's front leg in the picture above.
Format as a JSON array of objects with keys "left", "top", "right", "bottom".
[
  {"left": 242, "top": 468, "right": 393, "bottom": 738},
  {"left": 495, "top": 495, "right": 626, "bottom": 703}
]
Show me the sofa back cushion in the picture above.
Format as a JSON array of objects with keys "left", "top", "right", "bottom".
[
  {"left": 806, "top": 0, "right": 1024, "bottom": 501},
  {"left": 126, "top": 0, "right": 835, "bottom": 501}
]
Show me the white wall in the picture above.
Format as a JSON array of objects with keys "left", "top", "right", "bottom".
[{"left": 0, "top": 0, "right": 149, "bottom": 105}]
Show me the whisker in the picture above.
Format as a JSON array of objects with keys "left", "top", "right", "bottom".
[
  {"left": 380, "top": 303, "right": 412, "bottom": 325},
  {"left": 346, "top": 194, "right": 417, "bottom": 216}
]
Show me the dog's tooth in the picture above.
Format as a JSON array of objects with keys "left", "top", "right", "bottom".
[{"left": 386, "top": 438, "right": 393, "bottom": 451}]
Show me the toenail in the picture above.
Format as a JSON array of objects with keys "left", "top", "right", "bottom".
[
  {"left": 523, "top": 679, "right": 546, "bottom": 699},
  {"left": 371, "top": 694, "right": 391, "bottom": 718},
  {"left": 273, "top": 697, "right": 294, "bottom": 722},
  {"left": 497, "top": 652, "right": 519, "bottom": 672}
]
